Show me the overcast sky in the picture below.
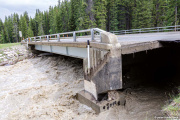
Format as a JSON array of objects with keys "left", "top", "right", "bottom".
[{"left": 0, "top": 0, "right": 58, "bottom": 22}]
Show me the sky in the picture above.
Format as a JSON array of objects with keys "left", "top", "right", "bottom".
[{"left": 0, "top": 0, "right": 58, "bottom": 22}]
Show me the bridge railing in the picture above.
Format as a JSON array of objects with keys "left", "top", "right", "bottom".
[
  {"left": 24, "top": 28, "right": 106, "bottom": 43},
  {"left": 111, "top": 25, "right": 180, "bottom": 35}
]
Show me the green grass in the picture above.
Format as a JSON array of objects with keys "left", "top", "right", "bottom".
[
  {"left": 164, "top": 93, "right": 180, "bottom": 117},
  {"left": 0, "top": 43, "right": 20, "bottom": 49}
]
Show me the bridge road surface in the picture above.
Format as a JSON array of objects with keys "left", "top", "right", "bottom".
[
  {"left": 31, "top": 31, "right": 180, "bottom": 42},
  {"left": 117, "top": 31, "right": 180, "bottom": 45},
  {"left": 117, "top": 31, "right": 180, "bottom": 54},
  {"left": 30, "top": 31, "right": 180, "bottom": 55}
]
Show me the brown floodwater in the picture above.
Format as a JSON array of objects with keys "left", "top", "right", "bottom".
[{"left": 0, "top": 55, "right": 177, "bottom": 120}]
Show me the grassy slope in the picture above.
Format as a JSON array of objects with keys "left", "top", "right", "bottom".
[
  {"left": 164, "top": 93, "right": 180, "bottom": 117},
  {"left": 0, "top": 43, "right": 20, "bottom": 49}
]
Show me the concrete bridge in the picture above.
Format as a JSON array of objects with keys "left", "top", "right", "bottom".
[{"left": 21, "top": 26, "right": 180, "bottom": 113}]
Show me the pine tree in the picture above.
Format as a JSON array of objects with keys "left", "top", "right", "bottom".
[
  {"left": 49, "top": 6, "right": 56, "bottom": 34},
  {"left": 106, "top": 0, "right": 118, "bottom": 31},
  {"left": 0, "top": 19, "right": 4, "bottom": 43},
  {"left": 27, "top": 26, "right": 34, "bottom": 37},
  {"left": 86, "top": 0, "right": 96, "bottom": 28},
  {"left": 177, "top": 0, "right": 180, "bottom": 25},
  {"left": 20, "top": 16, "right": 28, "bottom": 39},
  {"left": 27, "top": 18, "right": 34, "bottom": 37},
  {"left": 12, "top": 13, "right": 19, "bottom": 42},
  {"left": 152, "top": 0, "right": 169, "bottom": 27},
  {"left": 69, "top": 0, "right": 78, "bottom": 31},
  {"left": 34, "top": 9, "right": 40, "bottom": 36},
  {"left": 43, "top": 11, "right": 50, "bottom": 34},
  {"left": 4, "top": 16, "right": 14, "bottom": 43},
  {"left": 94, "top": 0, "right": 107, "bottom": 30},
  {"left": 132, "top": 0, "right": 153, "bottom": 28},
  {"left": 164, "top": 0, "right": 179, "bottom": 26},
  {"left": 0, "top": 19, "right": 3, "bottom": 32}
]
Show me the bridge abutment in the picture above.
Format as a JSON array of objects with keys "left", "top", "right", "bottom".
[{"left": 82, "top": 32, "right": 122, "bottom": 100}]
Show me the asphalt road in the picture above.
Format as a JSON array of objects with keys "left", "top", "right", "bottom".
[
  {"left": 117, "top": 31, "right": 180, "bottom": 45},
  {"left": 27, "top": 31, "right": 180, "bottom": 45}
]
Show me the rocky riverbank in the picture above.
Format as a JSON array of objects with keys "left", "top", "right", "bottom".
[{"left": 0, "top": 45, "right": 29, "bottom": 66}]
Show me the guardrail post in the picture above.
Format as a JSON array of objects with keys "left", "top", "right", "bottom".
[
  {"left": 91, "top": 29, "right": 94, "bottom": 41},
  {"left": 87, "top": 40, "right": 90, "bottom": 73},
  {"left": 73, "top": 32, "right": 76, "bottom": 42},
  {"left": 47, "top": 35, "right": 49, "bottom": 42},
  {"left": 57, "top": 34, "right": 60, "bottom": 42},
  {"left": 40, "top": 37, "right": 42, "bottom": 42},
  {"left": 100, "top": 33, "right": 102, "bottom": 42},
  {"left": 34, "top": 37, "right": 36, "bottom": 42},
  {"left": 30, "top": 38, "right": 32, "bottom": 42},
  {"left": 27, "top": 38, "right": 28, "bottom": 48}
]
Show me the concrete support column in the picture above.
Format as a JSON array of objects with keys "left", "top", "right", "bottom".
[{"left": 83, "top": 32, "right": 122, "bottom": 100}]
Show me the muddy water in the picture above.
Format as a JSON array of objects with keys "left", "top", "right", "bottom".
[{"left": 0, "top": 56, "right": 173, "bottom": 120}]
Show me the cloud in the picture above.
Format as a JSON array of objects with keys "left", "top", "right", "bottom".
[{"left": 0, "top": 0, "right": 58, "bottom": 22}]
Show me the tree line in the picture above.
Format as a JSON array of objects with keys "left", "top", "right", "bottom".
[{"left": 0, "top": 0, "right": 179, "bottom": 43}]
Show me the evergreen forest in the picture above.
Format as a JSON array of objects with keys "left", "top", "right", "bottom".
[{"left": 0, "top": 0, "right": 179, "bottom": 43}]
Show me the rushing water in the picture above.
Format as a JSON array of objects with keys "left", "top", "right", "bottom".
[{"left": 0, "top": 55, "right": 175, "bottom": 120}]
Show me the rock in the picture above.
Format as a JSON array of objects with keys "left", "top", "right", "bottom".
[
  {"left": 18, "top": 54, "right": 24, "bottom": 56},
  {"left": 0, "top": 62, "right": 8, "bottom": 66}
]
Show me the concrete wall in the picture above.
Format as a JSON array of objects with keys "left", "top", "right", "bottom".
[
  {"left": 35, "top": 45, "right": 87, "bottom": 59},
  {"left": 83, "top": 32, "right": 122, "bottom": 100}
]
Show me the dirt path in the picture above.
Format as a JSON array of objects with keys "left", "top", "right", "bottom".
[{"left": 0, "top": 54, "right": 174, "bottom": 120}]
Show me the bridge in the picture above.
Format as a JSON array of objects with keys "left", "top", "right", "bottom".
[{"left": 21, "top": 25, "right": 180, "bottom": 113}]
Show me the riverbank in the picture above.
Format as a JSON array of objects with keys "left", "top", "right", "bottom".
[
  {"left": 0, "top": 43, "right": 20, "bottom": 49},
  {"left": 0, "top": 44, "right": 29, "bottom": 66}
]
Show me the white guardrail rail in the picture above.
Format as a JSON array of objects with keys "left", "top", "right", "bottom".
[
  {"left": 111, "top": 25, "right": 180, "bottom": 35},
  {"left": 24, "top": 28, "right": 106, "bottom": 43}
]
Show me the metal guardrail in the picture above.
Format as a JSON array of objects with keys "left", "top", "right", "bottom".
[
  {"left": 24, "top": 28, "right": 106, "bottom": 43},
  {"left": 111, "top": 25, "right": 180, "bottom": 35},
  {"left": 24, "top": 25, "right": 180, "bottom": 43}
]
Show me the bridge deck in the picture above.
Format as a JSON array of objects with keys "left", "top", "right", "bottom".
[
  {"left": 118, "top": 31, "right": 180, "bottom": 44},
  {"left": 118, "top": 31, "right": 180, "bottom": 54},
  {"left": 24, "top": 31, "right": 180, "bottom": 55}
]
